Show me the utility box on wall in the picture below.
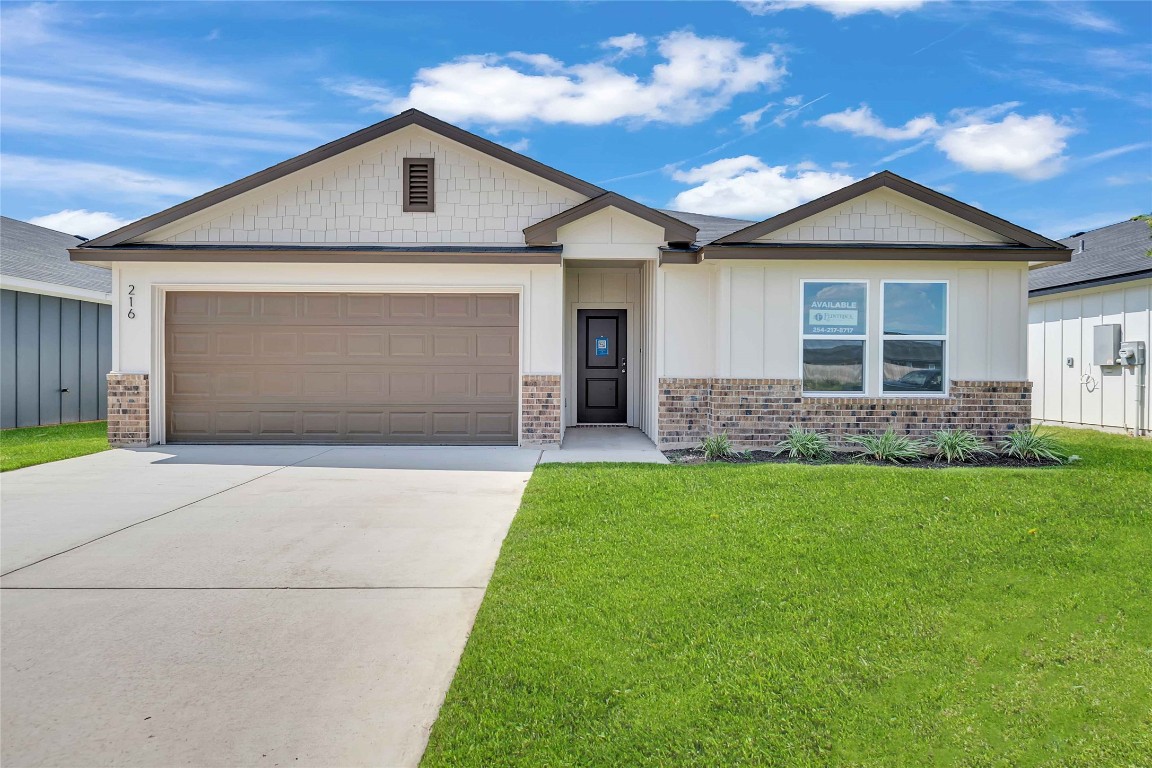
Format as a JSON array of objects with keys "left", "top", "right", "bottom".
[{"left": 1093, "top": 324, "right": 1123, "bottom": 366}]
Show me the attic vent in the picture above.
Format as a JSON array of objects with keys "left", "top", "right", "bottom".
[{"left": 403, "top": 158, "right": 434, "bottom": 212}]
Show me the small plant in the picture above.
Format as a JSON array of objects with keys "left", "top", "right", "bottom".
[
  {"left": 774, "top": 427, "right": 831, "bottom": 461},
  {"left": 927, "top": 429, "right": 992, "bottom": 463},
  {"left": 999, "top": 427, "right": 1068, "bottom": 463},
  {"left": 848, "top": 429, "right": 925, "bottom": 464},
  {"left": 699, "top": 432, "right": 734, "bottom": 461}
]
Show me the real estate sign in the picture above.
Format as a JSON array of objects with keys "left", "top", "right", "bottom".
[{"left": 803, "top": 281, "right": 867, "bottom": 336}]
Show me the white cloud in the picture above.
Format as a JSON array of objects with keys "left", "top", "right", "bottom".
[
  {"left": 1, "top": 155, "right": 211, "bottom": 202},
  {"left": 500, "top": 137, "right": 532, "bottom": 153},
  {"left": 741, "top": 0, "right": 928, "bottom": 17},
  {"left": 602, "top": 33, "right": 646, "bottom": 57},
  {"left": 669, "top": 157, "right": 856, "bottom": 218},
  {"left": 28, "top": 209, "right": 134, "bottom": 239},
  {"left": 815, "top": 104, "right": 938, "bottom": 140},
  {"left": 814, "top": 102, "right": 1077, "bottom": 180},
  {"left": 738, "top": 103, "right": 775, "bottom": 130},
  {"left": 936, "top": 113, "right": 1076, "bottom": 180},
  {"left": 338, "top": 31, "right": 786, "bottom": 126},
  {"left": 1047, "top": 4, "right": 1121, "bottom": 33}
]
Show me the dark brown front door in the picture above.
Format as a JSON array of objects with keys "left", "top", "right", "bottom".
[{"left": 577, "top": 309, "right": 627, "bottom": 424}]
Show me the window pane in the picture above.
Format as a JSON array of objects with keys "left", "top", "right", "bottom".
[
  {"left": 884, "top": 282, "right": 946, "bottom": 336},
  {"left": 803, "top": 281, "right": 867, "bottom": 336},
  {"left": 803, "top": 340, "right": 865, "bottom": 392},
  {"left": 883, "top": 340, "right": 944, "bottom": 392}
]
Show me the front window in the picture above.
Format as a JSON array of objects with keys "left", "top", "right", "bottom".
[
  {"left": 882, "top": 281, "right": 947, "bottom": 393},
  {"left": 801, "top": 281, "right": 867, "bottom": 393},
  {"left": 800, "top": 279, "right": 949, "bottom": 395}
]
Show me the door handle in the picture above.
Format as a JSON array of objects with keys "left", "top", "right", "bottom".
[{"left": 620, "top": 356, "right": 626, "bottom": 374}]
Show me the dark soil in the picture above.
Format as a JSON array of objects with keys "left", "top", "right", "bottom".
[{"left": 663, "top": 448, "right": 1068, "bottom": 469}]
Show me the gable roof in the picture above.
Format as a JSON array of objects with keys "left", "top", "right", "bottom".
[
  {"left": 710, "top": 170, "right": 1066, "bottom": 250},
  {"left": 81, "top": 109, "right": 607, "bottom": 248},
  {"left": 1, "top": 217, "right": 111, "bottom": 293},
  {"left": 524, "top": 192, "right": 698, "bottom": 246},
  {"left": 1029, "top": 218, "right": 1152, "bottom": 295}
]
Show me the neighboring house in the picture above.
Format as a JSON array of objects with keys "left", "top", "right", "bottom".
[
  {"left": 1028, "top": 218, "right": 1151, "bottom": 436},
  {"left": 1, "top": 217, "right": 113, "bottom": 429},
  {"left": 70, "top": 109, "right": 1070, "bottom": 448}
]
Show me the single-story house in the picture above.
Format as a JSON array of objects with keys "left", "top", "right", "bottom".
[
  {"left": 2, "top": 216, "right": 113, "bottom": 429},
  {"left": 71, "top": 109, "right": 1072, "bottom": 448},
  {"left": 1029, "top": 218, "right": 1151, "bottom": 436}
]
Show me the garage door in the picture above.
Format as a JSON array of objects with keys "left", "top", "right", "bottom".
[{"left": 165, "top": 292, "right": 519, "bottom": 444}]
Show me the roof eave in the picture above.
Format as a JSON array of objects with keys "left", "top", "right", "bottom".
[
  {"left": 698, "top": 243, "right": 1072, "bottom": 262},
  {"left": 711, "top": 171, "right": 1065, "bottom": 250},
  {"left": 523, "top": 192, "right": 698, "bottom": 247},
  {"left": 81, "top": 109, "right": 606, "bottom": 248}
]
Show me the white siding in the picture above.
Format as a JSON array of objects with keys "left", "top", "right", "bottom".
[
  {"left": 1029, "top": 278, "right": 1152, "bottom": 433},
  {"left": 755, "top": 189, "right": 1014, "bottom": 244},
  {"left": 556, "top": 207, "right": 666, "bottom": 259},
  {"left": 659, "top": 260, "right": 1030, "bottom": 386},
  {"left": 136, "top": 125, "right": 587, "bottom": 246}
]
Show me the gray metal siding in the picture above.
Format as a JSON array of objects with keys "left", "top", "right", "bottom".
[{"left": 0, "top": 289, "right": 112, "bottom": 429}]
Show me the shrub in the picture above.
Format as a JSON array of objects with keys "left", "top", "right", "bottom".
[
  {"left": 999, "top": 427, "right": 1068, "bottom": 463},
  {"left": 774, "top": 427, "right": 832, "bottom": 461},
  {"left": 699, "top": 432, "right": 734, "bottom": 461},
  {"left": 927, "top": 429, "right": 992, "bottom": 463},
  {"left": 849, "top": 429, "right": 925, "bottom": 464}
]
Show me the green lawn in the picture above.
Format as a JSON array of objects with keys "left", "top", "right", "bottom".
[
  {"left": 0, "top": 421, "right": 110, "bottom": 472},
  {"left": 424, "top": 429, "right": 1152, "bottom": 767}
]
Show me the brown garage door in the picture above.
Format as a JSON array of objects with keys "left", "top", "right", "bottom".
[{"left": 165, "top": 292, "right": 518, "bottom": 444}]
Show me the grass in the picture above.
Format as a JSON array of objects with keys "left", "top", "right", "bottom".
[
  {"left": 423, "top": 429, "right": 1152, "bottom": 767},
  {"left": 0, "top": 421, "right": 110, "bottom": 472}
]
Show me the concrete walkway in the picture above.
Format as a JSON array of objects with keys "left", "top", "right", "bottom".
[
  {"left": 539, "top": 426, "right": 669, "bottom": 464},
  {"left": 1, "top": 445, "right": 539, "bottom": 768}
]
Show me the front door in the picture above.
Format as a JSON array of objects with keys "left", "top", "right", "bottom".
[{"left": 577, "top": 309, "right": 627, "bottom": 423}]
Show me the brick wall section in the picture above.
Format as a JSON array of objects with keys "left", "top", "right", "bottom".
[
  {"left": 521, "top": 375, "right": 561, "bottom": 447},
  {"left": 659, "top": 377, "right": 1031, "bottom": 448},
  {"left": 107, "top": 373, "right": 150, "bottom": 447},
  {"left": 658, "top": 378, "right": 713, "bottom": 444}
]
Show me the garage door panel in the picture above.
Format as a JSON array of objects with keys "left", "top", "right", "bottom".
[
  {"left": 167, "top": 366, "right": 516, "bottom": 404},
  {"left": 169, "top": 326, "right": 516, "bottom": 366},
  {"left": 166, "top": 292, "right": 518, "bottom": 444},
  {"left": 166, "top": 293, "right": 518, "bottom": 326}
]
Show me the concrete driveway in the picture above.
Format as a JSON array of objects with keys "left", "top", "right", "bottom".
[{"left": 1, "top": 444, "right": 540, "bottom": 767}]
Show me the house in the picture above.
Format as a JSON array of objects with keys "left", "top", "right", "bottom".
[
  {"left": 70, "top": 109, "right": 1071, "bottom": 449},
  {"left": 1028, "top": 218, "right": 1151, "bottom": 436},
  {"left": 2, "top": 217, "right": 113, "bottom": 429}
]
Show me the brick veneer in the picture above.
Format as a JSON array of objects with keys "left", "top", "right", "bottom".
[
  {"left": 107, "top": 373, "right": 150, "bottom": 447},
  {"left": 521, "top": 374, "right": 561, "bottom": 447},
  {"left": 659, "top": 377, "right": 1031, "bottom": 448}
]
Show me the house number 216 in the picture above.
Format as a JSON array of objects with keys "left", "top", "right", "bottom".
[{"left": 126, "top": 284, "right": 136, "bottom": 319}]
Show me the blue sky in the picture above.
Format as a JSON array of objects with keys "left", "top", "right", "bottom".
[{"left": 1, "top": 0, "right": 1149, "bottom": 240}]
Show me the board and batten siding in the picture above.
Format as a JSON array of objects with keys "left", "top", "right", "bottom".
[
  {"left": 1028, "top": 279, "right": 1151, "bottom": 434},
  {"left": 659, "top": 261, "right": 1028, "bottom": 382},
  {"left": 1, "top": 289, "right": 112, "bottom": 428}
]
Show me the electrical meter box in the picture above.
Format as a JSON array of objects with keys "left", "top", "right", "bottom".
[
  {"left": 1093, "top": 324, "right": 1122, "bottom": 365},
  {"left": 1118, "top": 340, "right": 1146, "bottom": 366}
]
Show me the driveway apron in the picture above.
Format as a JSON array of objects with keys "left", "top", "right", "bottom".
[{"left": 1, "top": 445, "right": 539, "bottom": 767}]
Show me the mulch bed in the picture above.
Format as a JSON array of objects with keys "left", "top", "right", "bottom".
[{"left": 663, "top": 449, "right": 1067, "bottom": 469}]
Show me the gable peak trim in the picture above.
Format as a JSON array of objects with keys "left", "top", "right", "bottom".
[
  {"left": 523, "top": 192, "right": 699, "bottom": 246},
  {"left": 710, "top": 170, "right": 1064, "bottom": 250},
  {"left": 82, "top": 109, "right": 605, "bottom": 248}
]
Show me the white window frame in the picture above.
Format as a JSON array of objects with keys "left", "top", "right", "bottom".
[
  {"left": 799, "top": 278, "right": 869, "bottom": 396},
  {"left": 879, "top": 279, "right": 950, "bottom": 397}
]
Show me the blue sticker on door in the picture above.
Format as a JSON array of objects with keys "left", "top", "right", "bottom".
[{"left": 594, "top": 336, "right": 609, "bottom": 356}]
